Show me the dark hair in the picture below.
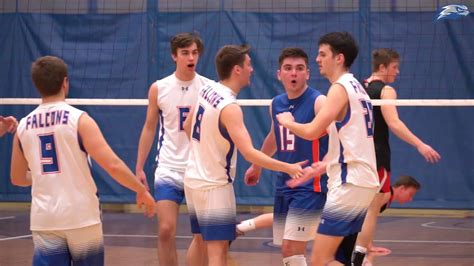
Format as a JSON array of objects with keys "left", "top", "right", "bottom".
[
  {"left": 215, "top": 45, "right": 250, "bottom": 80},
  {"left": 318, "top": 31, "right": 358, "bottom": 69},
  {"left": 393, "top": 175, "right": 421, "bottom": 190},
  {"left": 371, "top": 48, "right": 400, "bottom": 72},
  {"left": 170, "top": 32, "right": 204, "bottom": 56},
  {"left": 278, "top": 47, "right": 309, "bottom": 67},
  {"left": 31, "top": 56, "right": 68, "bottom": 97}
]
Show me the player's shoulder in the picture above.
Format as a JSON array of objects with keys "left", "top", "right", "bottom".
[{"left": 194, "top": 73, "right": 213, "bottom": 84}]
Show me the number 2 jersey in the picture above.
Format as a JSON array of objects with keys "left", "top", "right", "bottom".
[
  {"left": 272, "top": 87, "right": 328, "bottom": 193},
  {"left": 16, "top": 102, "right": 101, "bottom": 231},
  {"left": 326, "top": 73, "right": 379, "bottom": 189},
  {"left": 184, "top": 81, "right": 238, "bottom": 190}
]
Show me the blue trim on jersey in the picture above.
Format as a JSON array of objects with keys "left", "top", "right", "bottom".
[
  {"left": 155, "top": 111, "right": 165, "bottom": 164},
  {"left": 218, "top": 119, "right": 235, "bottom": 184},
  {"left": 336, "top": 104, "right": 351, "bottom": 129},
  {"left": 77, "top": 132, "right": 86, "bottom": 153},
  {"left": 339, "top": 142, "right": 347, "bottom": 184}
]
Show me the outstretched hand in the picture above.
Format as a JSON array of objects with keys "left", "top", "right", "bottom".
[
  {"left": 286, "top": 160, "right": 308, "bottom": 179},
  {"left": 0, "top": 116, "right": 18, "bottom": 136},
  {"left": 136, "top": 190, "right": 156, "bottom": 217},
  {"left": 417, "top": 143, "right": 441, "bottom": 163},
  {"left": 244, "top": 165, "right": 262, "bottom": 186},
  {"left": 286, "top": 161, "right": 326, "bottom": 188}
]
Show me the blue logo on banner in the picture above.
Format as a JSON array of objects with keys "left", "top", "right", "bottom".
[{"left": 436, "top": 5, "right": 470, "bottom": 20}]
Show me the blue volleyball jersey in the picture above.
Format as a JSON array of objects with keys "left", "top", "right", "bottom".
[{"left": 272, "top": 87, "right": 329, "bottom": 193}]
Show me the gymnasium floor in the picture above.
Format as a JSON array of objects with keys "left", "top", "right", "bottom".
[{"left": 1, "top": 207, "right": 473, "bottom": 266}]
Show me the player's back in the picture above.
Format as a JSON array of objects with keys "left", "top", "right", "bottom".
[
  {"left": 155, "top": 73, "right": 212, "bottom": 172},
  {"left": 184, "top": 81, "right": 237, "bottom": 190},
  {"left": 326, "top": 73, "right": 379, "bottom": 189},
  {"left": 271, "top": 87, "right": 328, "bottom": 193},
  {"left": 17, "top": 102, "right": 100, "bottom": 231}
]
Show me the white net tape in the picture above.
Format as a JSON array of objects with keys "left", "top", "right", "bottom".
[{"left": 1, "top": 98, "right": 474, "bottom": 106}]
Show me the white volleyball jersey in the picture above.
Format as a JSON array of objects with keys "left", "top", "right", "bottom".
[
  {"left": 16, "top": 102, "right": 101, "bottom": 231},
  {"left": 184, "top": 82, "right": 238, "bottom": 190},
  {"left": 155, "top": 73, "right": 212, "bottom": 172},
  {"left": 326, "top": 73, "right": 379, "bottom": 189}
]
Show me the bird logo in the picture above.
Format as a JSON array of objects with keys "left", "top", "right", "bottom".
[{"left": 436, "top": 5, "right": 469, "bottom": 20}]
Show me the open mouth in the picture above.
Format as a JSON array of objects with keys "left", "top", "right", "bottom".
[
  {"left": 291, "top": 80, "right": 297, "bottom": 84},
  {"left": 187, "top": 64, "right": 195, "bottom": 68}
]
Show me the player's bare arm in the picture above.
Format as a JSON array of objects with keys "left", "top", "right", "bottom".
[
  {"left": 381, "top": 86, "right": 440, "bottom": 163},
  {"left": 244, "top": 103, "right": 277, "bottom": 186},
  {"left": 79, "top": 113, "right": 156, "bottom": 216},
  {"left": 10, "top": 134, "right": 32, "bottom": 187},
  {"left": 135, "top": 83, "right": 160, "bottom": 189},
  {"left": 221, "top": 103, "right": 305, "bottom": 178},
  {"left": 277, "top": 83, "right": 348, "bottom": 140}
]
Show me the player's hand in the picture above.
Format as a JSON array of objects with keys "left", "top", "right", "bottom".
[
  {"left": 0, "top": 116, "right": 18, "bottom": 133},
  {"left": 135, "top": 169, "right": 150, "bottom": 191},
  {"left": 286, "top": 160, "right": 308, "bottom": 179},
  {"left": 276, "top": 112, "right": 295, "bottom": 127},
  {"left": 417, "top": 143, "right": 441, "bottom": 163},
  {"left": 286, "top": 162, "right": 326, "bottom": 188},
  {"left": 244, "top": 164, "right": 262, "bottom": 186},
  {"left": 136, "top": 190, "right": 156, "bottom": 217}
]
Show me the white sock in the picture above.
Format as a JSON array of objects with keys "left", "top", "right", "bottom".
[
  {"left": 237, "top": 218, "right": 256, "bottom": 233},
  {"left": 355, "top": 245, "right": 367, "bottom": 254},
  {"left": 282, "top": 255, "right": 307, "bottom": 266}
]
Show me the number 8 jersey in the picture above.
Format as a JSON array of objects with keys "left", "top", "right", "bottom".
[
  {"left": 184, "top": 82, "right": 237, "bottom": 190},
  {"left": 17, "top": 102, "right": 101, "bottom": 231},
  {"left": 326, "top": 73, "right": 379, "bottom": 190}
]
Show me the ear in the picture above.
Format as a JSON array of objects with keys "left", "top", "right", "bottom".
[
  {"left": 305, "top": 68, "right": 310, "bottom": 81},
  {"left": 171, "top": 53, "right": 177, "bottom": 63},
  {"left": 277, "top": 69, "right": 281, "bottom": 81},
  {"left": 336, "top": 53, "right": 345, "bottom": 66}
]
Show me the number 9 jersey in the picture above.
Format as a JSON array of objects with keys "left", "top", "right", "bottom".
[
  {"left": 326, "top": 73, "right": 379, "bottom": 190},
  {"left": 16, "top": 102, "right": 101, "bottom": 231}
]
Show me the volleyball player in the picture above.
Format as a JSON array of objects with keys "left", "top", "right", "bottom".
[
  {"left": 135, "top": 32, "right": 212, "bottom": 266},
  {"left": 10, "top": 56, "right": 155, "bottom": 266},
  {"left": 183, "top": 45, "right": 305, "bottom": 266},
  {"left": 352, "top": 48, "right": 441, "bottom": 266},
  {"left": 244, "top": 47, "right": 328, "bottom": 266},
  {"left": 277, "top": 32, "right": 379, "bottom": 266}
]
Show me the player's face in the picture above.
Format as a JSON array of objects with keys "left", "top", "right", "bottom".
[
  {"left": 278, "top": 57, "right": 309, "bottom": 95},
  {"left": 316, "top": 44, "right": 338, "bottom": 78},
  {"left": 239, "top": 54, "right": 254, "bottom": 87},
  {"left": 385, "top": 61, "right": 400, "bottom": 83},
  {"left": 172, "top": 42, "right": 200, "bottom": 75},
  {"left": 397, "top": 186, "right": 417, "bottom": 204}
]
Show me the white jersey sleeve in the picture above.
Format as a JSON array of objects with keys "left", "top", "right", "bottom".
[
  {"left": 16, "top": 102, "right": 101, "bottom": 231},
  {"left": 155, "top": 73, "right": 212, "bottom": 172},
  {"left": 326, "top": 73, "right": 379, "bottom": 189},
  {"left": 184, "top": 82, "right": 238, "bottom": 190}
]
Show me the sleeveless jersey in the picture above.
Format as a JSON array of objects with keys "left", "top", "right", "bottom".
[
  {"left": 365, "top": 80, "right": 391, "bottom": 171},
  {"left": 184, "top": 82, "right": 238, "bottom": 190},
  {"left": 16, "top": 102, "right": 101, "bottom": 231},
  {"left": 326, "top": 73, "right": 379, "bottom": 189},
  {"left": 155, "top": 73, "right": 211, "bottom": 172},
  {"left": 272, "top": 87, "right": 328, "bottom": 193}
]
